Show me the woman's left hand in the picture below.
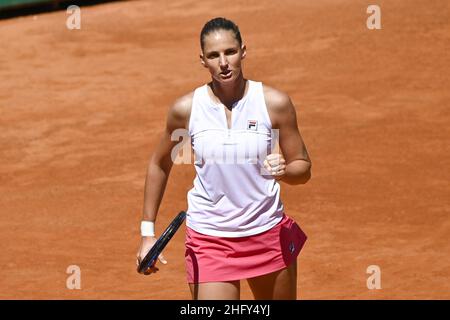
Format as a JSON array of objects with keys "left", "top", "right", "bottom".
[{"left": 263, "top": 153, "right": 286, "bottom": 180}]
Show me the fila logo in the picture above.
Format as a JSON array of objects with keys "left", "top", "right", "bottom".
[{"left": 247, "top": 120, "right": 258, "bottom": 131}]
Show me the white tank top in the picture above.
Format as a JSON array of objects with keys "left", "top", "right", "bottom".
[{"left": 186, "top": 80, "right": 284, "bottom": 237}]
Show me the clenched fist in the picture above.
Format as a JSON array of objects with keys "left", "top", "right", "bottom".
[{"left": 263, "top": 153, "right": 286, "bottom": 180}]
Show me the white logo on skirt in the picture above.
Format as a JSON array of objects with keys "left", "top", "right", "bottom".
[{"left": 289, "top": 241, "right": 295, "bottom": 254}]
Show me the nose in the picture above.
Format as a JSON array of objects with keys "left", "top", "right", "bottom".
[{"left": 219, "top": 54, "right": 228, "bottom": 69}]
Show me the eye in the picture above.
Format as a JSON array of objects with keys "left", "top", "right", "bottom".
[
  {"left": 225, "top": 49, "right": 238, "bottom": 55},
  {"left": 206, "top": 52, "right": 219, "bottom": 59}
]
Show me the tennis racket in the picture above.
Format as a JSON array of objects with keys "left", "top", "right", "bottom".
[{"left": 137, "top": 210, "right": 186, "bottom": 274}]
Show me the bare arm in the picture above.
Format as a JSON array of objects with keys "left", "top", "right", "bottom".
[
  {"left": 136, "top": 93, "right": 192, "bottom": 272},
  {"left": 142, "top": 93, "right": 193, "bottom": 222},
  {"left": 264, "top": 86, "right": 312, "bottom": 185}
]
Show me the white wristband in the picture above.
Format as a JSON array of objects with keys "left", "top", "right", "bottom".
[{"left": 140, "top": 221, "right": 155, "bottom": 237}]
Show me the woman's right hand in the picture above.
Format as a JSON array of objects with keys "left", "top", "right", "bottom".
[{"left": 136, "top": 236, "right": 168, "bottom": 275}]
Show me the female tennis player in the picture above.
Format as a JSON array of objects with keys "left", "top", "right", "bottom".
[{"left": 136, "top": 17, "right": 311, "bottom": 300}]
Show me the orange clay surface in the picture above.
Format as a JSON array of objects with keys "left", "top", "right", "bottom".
[{"left": 0, "top": 0, "right": 449, "bottom": 299}]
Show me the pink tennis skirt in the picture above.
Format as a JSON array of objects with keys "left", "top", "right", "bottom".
[{"left": 184, "top": 213, "right": 307, "bottom": 283}]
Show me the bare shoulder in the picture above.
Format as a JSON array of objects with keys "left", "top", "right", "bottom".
[
  {"left": 167, "top": 91, "right": 194, "bottom": 130},
  {"left": 262, "top": 84, "right": 296, "bottom": 128},
  {"left": 262, "top": 84, "right": 292, "bottom": 110}
]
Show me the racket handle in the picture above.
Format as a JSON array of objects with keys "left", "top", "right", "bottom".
[{"left": 138, "top": 211, "right": 186, "bottom": 274}]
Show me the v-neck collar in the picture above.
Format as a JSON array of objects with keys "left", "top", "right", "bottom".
[{"left": 205, "top": 80, "right": 252, "bottom": 110}]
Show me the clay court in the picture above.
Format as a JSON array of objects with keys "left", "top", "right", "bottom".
[{"left": 0, "top": 0, "right": 449, "bottom": 299}]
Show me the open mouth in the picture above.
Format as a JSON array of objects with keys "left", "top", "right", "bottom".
[{"left": 220, "top": 70, "right": 232, "bottom": 78}]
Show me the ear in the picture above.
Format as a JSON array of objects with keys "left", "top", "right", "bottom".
[
  {"left": 199, "top": 53, "right": 207, "bottom": 68},
  {"left": 241, "top": 44, "right": 247, "bottom": 60}
]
